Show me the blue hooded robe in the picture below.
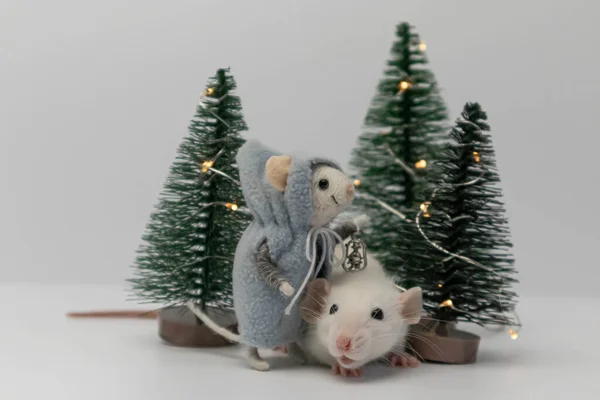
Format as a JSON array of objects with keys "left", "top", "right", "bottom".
[{"left": 232, "top": 139, "right": 342, "bottom": 348}]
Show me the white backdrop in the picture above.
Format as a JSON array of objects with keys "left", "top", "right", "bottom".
[{"left": 1, "top": 0, "right": 598, "bottom": 297}]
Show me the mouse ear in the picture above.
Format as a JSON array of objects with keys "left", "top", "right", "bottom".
[
  {"left": 300, "top": 278, "right": 331, "bottom": 324},
  {"left": 265, "top": 155, "right": 292, "bottom": 192},
  {"left": 398, "top": 287, "right": 422, "bottom": 325}
]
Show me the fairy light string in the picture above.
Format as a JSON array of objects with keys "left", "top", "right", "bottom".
[
  {"left": 383, "top": 143, "right": 418, "bottom": 178},
  {"left": 194, "top": 87, "right": 246, "bottom": 211},
  {"left": 197, "top": 89, "right": 231, "bottom": 128},
  {"left": 355, "top": 115, "right": 522, "bottom": 339},
  {"left": 196, "top": 83, "right": 522, "bottom": 338}
]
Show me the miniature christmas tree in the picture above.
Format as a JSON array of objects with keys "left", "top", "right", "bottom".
[
  {"left": 349, "top": 22, "right": 449, "bottom": 277},
  {"left": 402, "top": 102, "right": 519, "bottom": 339},
  {"left": 129, "top": 68, "right": 251, "bottom": 313}
]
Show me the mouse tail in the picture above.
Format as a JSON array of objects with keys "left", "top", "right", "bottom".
[
  {"left": 66, "top": 310, "right": 158, "bottom": 319},
  {"left": 186, "top": 301, "right": 241, "bottom": 343}
]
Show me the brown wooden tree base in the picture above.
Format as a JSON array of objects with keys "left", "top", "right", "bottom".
[
  {"left": 158, "top": 306, "right": 238, "bottom": 348},
  {"left": 408, "top": 317, "right": 480, "bottom": 364}
]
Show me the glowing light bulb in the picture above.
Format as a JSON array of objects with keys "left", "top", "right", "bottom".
[
  {"left": 420, "top": 201, "right": 431, "bottom": 217},
  {"left": 398, "top": 81, "right": 411, "bottom": 91},
  {"left": 473, "top": 151, "right": 481, "bottom": 163},
  {"left": 201, "top": 160, "right": 214, "bottom": 173},
  {"left": 440, "top": 299, "right": 454, "bottom": 308},
  {"left": 437, "top": 283, "right": 443, "bottom": 288},
  {"left": 353, "top": 179, "right": 361, "bottom": 187},
  {"left": 226, "top": 203, "right": 238, "bottom": 211},
  {"left": 509, "top": 328, "right": 519, "bottom": 340},
  {"left": 415, "top": 159, "right": 427, "bottom": 169},
  {"left": 418, "top": 42, "right": 427, "bottom": 51},
  {"left": 206, "top": 87, "right": 215, "bottom": 95}
]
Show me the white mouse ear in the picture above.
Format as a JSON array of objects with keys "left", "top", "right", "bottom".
[
  {"left": 398, "top": 287, "right": 422, "bottom": 325},
  {"left": 300, "top": 278, "right": 331, "bottom": 324},
  {"left": 265, "top": 155, "right": 291, "bottom": 192}
]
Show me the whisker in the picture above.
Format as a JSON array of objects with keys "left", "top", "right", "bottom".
[
  {"left": 369, "top": 333, "right": 403, "bottom": 341},
  {"left": 387, "top": 347, "right": 427, "bottom": 366},
  {"left": 300, "top": 307, "right": 323, "bottom": 321},
  {"left": 403, "top": 342, "right": 425, "bottom": 362},
  {"left": 404, "top": 333, "right": 447, "bottom": 361},
  {"left": 301, "top": 291, "right": 325, "bottom": 309},
  {"left": 378, "top": 356, "right": 394, "bottom": 367}
]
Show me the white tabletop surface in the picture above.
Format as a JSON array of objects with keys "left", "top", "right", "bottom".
[{"left": 1, "top": 283, "right": 598, "bottom": 400}]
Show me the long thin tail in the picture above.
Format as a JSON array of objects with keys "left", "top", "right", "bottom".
[
  {"left": 185, "top": 301, "right": 241, "bottom": 343},
  {"left": 66, "top": 310, "right": 158, "bottom": 319}
]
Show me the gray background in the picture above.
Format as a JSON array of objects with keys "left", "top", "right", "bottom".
[{"left": 1, "top": 0, "right": 597, "bottom": 297}]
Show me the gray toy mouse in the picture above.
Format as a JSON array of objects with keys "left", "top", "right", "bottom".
[{"left": 187, "top": 139, "right": 368, "bottom": 371}]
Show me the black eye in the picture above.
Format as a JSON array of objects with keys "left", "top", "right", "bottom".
[
  {"left": 329, "top": 304, "right": 338, "bottom": 314},
  {"left": 371, "top": 308, "right": 384, "bottom": 320},
  {"left": 318, "top": 179, "right": 329, "bottom": 190}
]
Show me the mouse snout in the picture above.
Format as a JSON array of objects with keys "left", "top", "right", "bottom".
[
  {"left": 345, "top": 182, "right": 355, "bottom": 201},
  {"left": 336, "top": 335, "right": 352, "bottom": 351}
]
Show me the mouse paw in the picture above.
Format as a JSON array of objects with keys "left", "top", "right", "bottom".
[
  {"left": 273, "top": 345, "right": 288, "bottom": 354},
  {"left": 332, "top": 363, "right": 361, "bottom": 377},
  {"left": 387, "top": 353, "right": 420, "bottom": 368},
  {"left": 279, "top": 281, "right": 295, "bottom": 297},
  {"left": 249, "top": 359, "right": 270, "bottom": 371},
  {"left": 246, "top": 347, "right": 271, "bottom": 371}
]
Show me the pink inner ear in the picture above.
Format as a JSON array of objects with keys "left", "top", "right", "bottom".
[
  {"left": 398, "top": 287, "right": 423, "bottom": 325},
  {"left": 265, "top": 155, "right": 291, "bottom": 192}
]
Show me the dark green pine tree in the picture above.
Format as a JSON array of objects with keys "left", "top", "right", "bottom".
[
  {"left": 129, "top": 68, "right": 251, "bottom": 311},
  {"left": 349, "top": 22, "right": 449, "bottom": 277},
  {"left": 400, "top": 103, "right": 519, "bottom": 327}
]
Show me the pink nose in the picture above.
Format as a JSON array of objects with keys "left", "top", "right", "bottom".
[
  {"left": 346, "top": 183, "right": 355, "bottom": 200},
  {"left": 336, "top": 335, "right": 352, "bottom": 351}
]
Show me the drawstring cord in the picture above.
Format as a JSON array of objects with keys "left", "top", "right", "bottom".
[{"left": 283, "top": 226, "right": 346, "bottom": 315}]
